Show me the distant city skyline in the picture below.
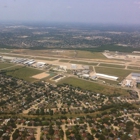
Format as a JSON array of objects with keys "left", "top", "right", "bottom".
[{"left": 0, "top": 0, "right": 140, "bottom": 25}]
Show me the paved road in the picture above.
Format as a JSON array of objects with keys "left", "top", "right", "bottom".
[{"left": 61, "top": 125, "right": 67, "bottom": 140}]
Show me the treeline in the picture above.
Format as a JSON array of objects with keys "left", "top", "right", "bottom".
[
  {"left": 1, "top": 43, "right": 140, "bottom": 53},
  {"left": 29, "top": 44, "right": 140, "bottom": 53}
]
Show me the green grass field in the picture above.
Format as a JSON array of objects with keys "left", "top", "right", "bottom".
[
  {"left": 0, "top": 49, "right": 12, "bottom": 53},
  {"left": 58, "top": 77, "right": 129, "bottom": 96},
  {"left": 0, "top": 62, "right": 15, "bottom": 69},
  {"left": 128, "top": 66, "right": 140, "bottom": 70},
  {"left": 5, "top": 66, "right": 43, "bottom": 82},
  {"left": 35, "top": 57, "right": 57, "bottom": 61},
  {"left": 98, "top": 78, "right": 119, "bottom": 85},
  {"left": 2, "top": 54, "right": 28, "bottom": 58},
  {"left": 70, "top": 61, "right": 98, "bottom": 66},
  {"left": 95, "top": 67, "right": 140, "bottom": 81},
  {"left": 76, "top": 51, "right": 107, "bottom": 59},
  {"left": 62, "top": 50, "right": 76, "bottom": 57},
  {"left": 59, "top": 59, "right": 70, "bottom": 62},
  {"left": 100, "top": 63, "right": 125, "bottom": 68},
  {"left": 137, "top": 84, "right": 140, "bottom": 89}
]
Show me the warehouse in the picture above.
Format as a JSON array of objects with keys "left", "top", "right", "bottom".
[
  {"left": 96, "top": 73, "right": 118, "bottom": 81},
  {"left": 82, "top": 65, "right": 89, "bottom": 70},
  {"left": 125, "top": 80, "right": 132, "bottom": 87},
  {"left": 82, "top": 70, "right": 90, "bottom": 74},
  {"left": 23, "top": 59, "right": 34, "bottom": 65},
  {"left": 28, "top": 60, "right": 36, "bottom": 65},
  {"left": 71, "top": 64, "right": 77, "bottom": 69},
  {"left": 36, "top": 62, "right": 46, "bottom": 67},
  {"left": 136, "top": 80, "right": 140, "bottom": 84},
  {"left": 131, "top": 73, "right": 140, "bottom": 80},
  {"left": 59, "top": 65, "right": 67, "bottom": 71},
  {"left": 81, "top": 74, "right": 90, "bottom": 79},
  {"left": 90, "top": 76, "right": 97, "bottom": 80}
]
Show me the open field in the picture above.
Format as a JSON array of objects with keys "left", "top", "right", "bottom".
[
  {"left": 33, "top": 57, "right": 57, "bottom": 61},
  {"left": 17, "top": 49, "right": 76, "bottom": 58},
  {"left": 128, "top": 66, "right": 140, "bottom": 70},
  {"left": 60, "top": 50, "right": 76, "bottom": 57},
  {"left": 100, "top": 63, "right": 125, "bottom": 68},
  {"left": 59, "top": 59, "right": 70, "bottom": 62},
  {"left": 98, "top": 78, "right": 119, "bottom": 85},
  {"left": 95, "top": 66, "right": 140, "bottom": 81},
  {"left": 58, "top": 77, "right": 129, "bottom": 96},
  {"left": 137, "top": 84, "right": 140, "bottom": 89},
  {"left": 128, "top": 63, "right": 140, "bottom": 66},
  {"left": 10, "top": 50, "right": 107, "bottom": 59},
  {"left": 76, "top": 51, "right": 107, "bottom": 59},
  {"left": 0, "top": 54, "right": 28, "bottom": 58},
  {"left": 4, "top": 66, "right": 43, "bottom": 82},
  {"left": 41, "top": 72, "right": 57, "bottom": 83},
  {"left": 70, "top": 61, "right": 98, "bottom": 65},
  {"left": 0, "top": 62, "right": 15, "bottom": 69},
  {"left": 32, "top": 72, "right": 49, "bottom": 79},
  {"left": 0, "top": 49, "right": 12, "bottom": 53}
]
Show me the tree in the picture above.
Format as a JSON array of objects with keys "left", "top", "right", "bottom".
[
  {"left": 125, "top": 121, "right": 134, "bottom": 133},
  {"left": 12, "top": 129, "right": 19, "bottom": 140},
  {"left": 99, "top": 134, "right": 105, "bottom": 140},
  {"left": 49, "top": 125, "right": 54, "bottom": 136},
  {"left": 60, "top": 130, "right": 64, "bottom": 138}
]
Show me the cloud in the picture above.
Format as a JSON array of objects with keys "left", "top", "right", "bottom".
[
  {"left": 66, "top": 6, "right": 72, "bottom": 9},
  {"left": 134, "top": 1, "right": 140, "bottom": 5},
  {"left": 134, "top": 1, "right": 140, "bottom": 9}
]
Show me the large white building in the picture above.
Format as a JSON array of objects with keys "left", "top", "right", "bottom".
[
  {"left": 60, "top": 65, "right": 67, "bottom": 71},
  {"left": 71, "top": 64, "right": 77, "bottom": 69},
  {"left": 36, "top": 62, "right": 46, "bottom": 67},
  {"left": 131, "top": 73, "right": 140, "bottom": 80},
  {"left": 125, "top": 80, "right": 132, "bottom": 87},
  {"left": 96, "top": 73, "right": 118, "bottom": 81}
]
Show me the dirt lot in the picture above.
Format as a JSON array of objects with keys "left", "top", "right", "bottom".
[{"left": 32, "top": 72, "right": 49, "bottom": 79}]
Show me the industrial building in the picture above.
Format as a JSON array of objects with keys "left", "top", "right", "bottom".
[
  {"left": 23, "top": 59, "right": 34, "bottom": 65},
  {"left": 71, "top": 64, "right": 77, "bottom": 69},
  {"left": 90, "top": 76, "right": 97, "bottom": 80},
  {"left": 82, "top": 65, "right": 89, "bottom": 70},
  {"left": 36, "top": 62, "right": 46, "bottom": 68},
  {"left": 59, "top": 65, "right": 67, "bottom": 71},
  {"left": 131, "top": 73, "right": 140, "bottom": 80},
  {"left": 136, "top": 80, "right": 140, "bottom": 84},
  {"left": 81, "top": 74, "right": 90, "bottom": 79},
  {"left": 125, "top": 80, "right": 132, "bottom": 87},
  {"left": 82, "top": 70, "right": 90, "bottom": 74}
]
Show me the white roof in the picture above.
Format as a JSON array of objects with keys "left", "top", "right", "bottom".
[
  {"left": 83, "top": 65, "right": 89, "bottom": 69},
  {"left": 60, "top": 65, "right": 67, "bottom": 69},
  {"left": 131, "top": 73, "right": 140, "bottom": 77},
  {"left": 126, "top": 80, "right": 131, "bottom": 86},
  {"left": 36, "top": 62, "right": 46, "bottom": 65},
  {"left": 71, "top": 64, "right": 77, "bottom": 69},
  {"left": 91, "top": 76, "right": 97, "bottom": 79},
  {"left": 96, "top": 73, "right": 118, "bottom": 80},
  {"left": 82, "top": 74, "right": 89, "bottom": 77}
]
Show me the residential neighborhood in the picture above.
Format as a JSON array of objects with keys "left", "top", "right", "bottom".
[{"left": 0, "top": 73, "right": 140, "bottom": 140}]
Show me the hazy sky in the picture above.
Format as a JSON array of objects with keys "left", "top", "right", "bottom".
[{"left": 1, "top": 0, "right": 140, "bottom": 24}]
